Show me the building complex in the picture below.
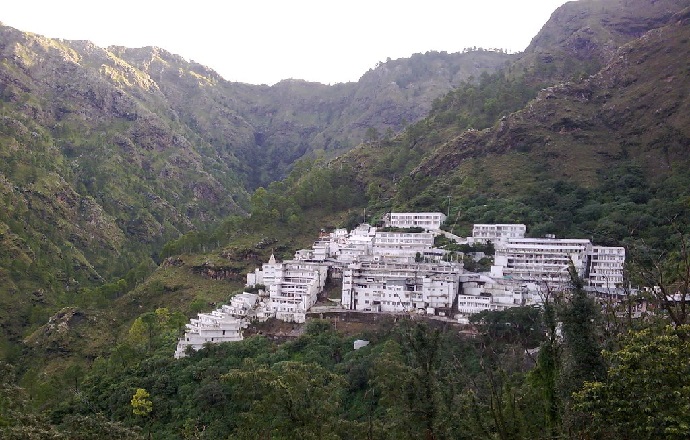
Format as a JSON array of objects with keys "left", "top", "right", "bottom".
[
  {"left": 176, "top": 214, "right": 626, "bottom": 356},
  {"left": 383, "top": 212, "right": 447, "bottom": 230}
]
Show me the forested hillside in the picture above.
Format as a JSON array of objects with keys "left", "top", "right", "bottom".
[
  {"left": 275, "top": 0, "right": 690, "bottom": 254},
  {"left": 0, "top": 23, "right": 508, "bottom": 357},
  {"left": 114, "top": 47, "right": 512, "bottom": 187}
]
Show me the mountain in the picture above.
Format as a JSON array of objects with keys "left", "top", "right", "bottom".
[
  {"left": 406, "top": 1, "right": 690, "bottom": 248},
  {"left": 521, "top": 0, "right": 688, "bottom": 82},
  {"left": 0, "top": 28, "right": 258, "bottom": 356},
  {"left": 4, "top": 0, "right": 690, "bottom": 435},
  {"left": 0, "top": 22, "right": 511, "bottom": 357},
  {"left": 113, "top": 47, "right": 512, "bottom": 187},
  {"left": 301, "top": 0, "right": 690, "bottom": 248},
  {"left": 60, "top": 0, "right": 690, "bottom": 364}
]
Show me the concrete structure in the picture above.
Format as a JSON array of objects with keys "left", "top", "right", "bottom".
[
  {"left": 449, "top": 227, "right": 627, "bottom": 317},
  {"left": 299, "top": 229, "right": 348, "bottom": 262},
  {"left": 342, "top": 260, "right": 462, "bottom": 315},
  {"left": 247, "top": 255, "right": 328, "bottom": 323},
  {"left": 586, "top": 246, "right": 626, "bottom": 289},
  {"left": 175, "top": 309, "right": 246, "bottom": 358},
  {"left": 470, "top": 224, "right": 526, "bottom": 244},
  {"left": 354, "top": 340, "right": 370, "bottom": 350},
  {"left": 384, "top": 212, "right": 447, "bottom": 230},
  {"left": 294, "top": 222, "right": 446, "bottom": 266},
  {"left": 372, "top": 231, "right": 436, "bottom": 261},
  {"left": 334, "top": 223, "right": 377, "bottom": 263},
  {"left": 221, "top": 293, "right": 259, "bottom": 317},
  {"left": 456, "top": 295, "right": 506, "bottom": 314},
  {"left": 177, "top": 218, "right": 631, "bottom": 357},
  {"left": 491, "top": 238, "right": 592, "bottom": 284},
  {"left": 490, "top": 237, "right": 625, "bottom": 289},
  {"left": 462, "top": 273, "right": 528, "bottom": 302}
]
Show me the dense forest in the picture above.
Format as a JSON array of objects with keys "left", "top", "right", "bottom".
[{"left": 4, "top": 286, "right": 690, "bottom": 439}]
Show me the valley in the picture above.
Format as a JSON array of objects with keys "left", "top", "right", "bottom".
[{"left": 2, "top": 0, "right": 690, "bottom": 438}]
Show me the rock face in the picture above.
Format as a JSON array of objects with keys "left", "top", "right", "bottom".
[
  {"left": 413, "top": 6, "right": 690, "bottom": 181},
  {"left": 522, "top": 0, "right": 689, "bottom": 82},
  {"left": 24, "top": 308, "right": 88, "bottom": 355},
  {"left": 191, "top": 262, "right": 243, "bottom": 281}
]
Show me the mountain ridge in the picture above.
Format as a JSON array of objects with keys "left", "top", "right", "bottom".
[
  {"left": 1, "top": 0, "right": 689, "bottom": 363},
  {"left": 0, "top": 20, "right": 512, "bottom": 357}
]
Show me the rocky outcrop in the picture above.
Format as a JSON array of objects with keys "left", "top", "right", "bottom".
[
  {"left": 24, "top": 308, "right": 89, "bottom": 355},
  {"left": 191, "top": 262, "right": 243, "bottom": 281}
]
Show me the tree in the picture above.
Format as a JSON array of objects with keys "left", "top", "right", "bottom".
[
  {"left": 366, "top": 182, "right": 382, "bottom": 203},
  {"left": 224, "top": 360, "right": 345, "bottom": 439},
  {"left": 633, "top": 229, "right": 690, "bottom": 329},
  {"left": 557, "top": 267, "right": 606, "bottom": 434},
  {"left": 365, "top": 127, "right": 380, "bottom": 143},
  {"left": 127, "top": 308, "right": 186, "bottom": 353},
  {"left": 0, "top": 362, "right": 62, "bottom": 439},
  {"left": 130, "top": 388, "right": 153, "bottom": 439},
  {"left": 250, "top": 187, "right": 270, "bottom": 219},
  {"left": 469, "top": 306, "right": 545, "bottom": 349},
  {"left": 524, "top": 283, "right": 565, "bottom": 438},
  {"left": 59, "top": 414, "right": 143, "bottom": 440},
  {"left": 131, "top": 388, "right": 152, "bottom": 417},
  {"left": 371, "top": 323, "right": 448, "bottom": 440},
  {"left": 463, "top": 366, "right": 530, "bottom": 440},
  {"left": 559, "top": 270, "right": 606, "bottom": 393},
  {"left": 574, "top": 325, "right": 690, "bottom": 439}
]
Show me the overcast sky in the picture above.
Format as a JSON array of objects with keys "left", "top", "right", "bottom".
[{"left": 1, "top": 0, "right": 571, "bottom": 85}]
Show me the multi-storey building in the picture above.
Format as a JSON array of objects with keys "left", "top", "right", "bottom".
[
  {"left": 221, "top": 293, "right": 259, "bottom": 317},
  {"left": 470, "top": 224, "right": 526, "bottom": 244},
  {"left": 342, "top": 260, "right": 462, "bottom": 315},
  {"left": 384, "top": 212, "right": 447, "bottom": 230},
  {"left": 174, "top": 310, "right": 246, "bottom": 358},
  {"left": 456, "top": 295, "right": 507, "bottom": 315},
  {"left": 586, "top": 246, "right": 626, "bottom": 289},
  {"left": 247, "top": 255, "right": 328, "bottom": 323},
  {"left": 492, "top": 238, "right": 591, "bottom": 284},
  {"left": 335, "top": 223, "right": 377, "bottom": 263},
  {"left": 176, "top": 218, "right": 631, "bottom": 358},
  {"left": 490, "top": 237, "right": 625, "bottom": 289},
  {"left": 372, "top": 231, "right": 436, "bottom": 261}
]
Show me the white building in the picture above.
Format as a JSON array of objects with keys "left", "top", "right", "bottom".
[
  {"left": 174, "top": 309, "right": 247, "bottom": 358},
  {"left": 221, "top": 293, "right": 259, "bottom": 317},
  {"left": 586, "top": 246, "right": 626, "bottom": 289},
  {"left": 455, "top": 272, "right": 543, "bottom": 316},
  {"left": 490, "top": 237, "right": 625, "bottom": 289},
  {"left": 492, "top": 238, "right": 592, "bottom": 284},
  {"left": 384, "top": 212, "right": 447, "bottom": 230},
  {"left": 456, "top": 295, "right": 508, "bottom": 314},
  {"left": 342, "top": 260, "right": 462, "bottom": 315},
  {"left": 372, "top": 231, "right": 436, "bottom": 261},
  {"left": 470, "top": 224, "right": 526, "bottom": 244},
  {"left": 298, "top": 229, "right": 347, "bottom": 262},
  {"left": 334, "top": 223, "right": 377, "bottom": 263},
  {"left": 247, "top": 255, "right": 328, "bottom": 323}
]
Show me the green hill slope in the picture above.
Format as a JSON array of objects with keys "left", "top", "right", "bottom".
[
  {"left": 293, "top": 1, "right": 690, "bottom": 251},
  {"left": 408, "top": 5, "right": 690, "bottom": 246},
  {"left": 0, "top": 22, "right": 510, "bottom": 357},
  {"left": 4, "top": 1, "right": 690, "bottom": 435},
  {"left": 0, "top": 29, "right": 247, "bottom": 356}
]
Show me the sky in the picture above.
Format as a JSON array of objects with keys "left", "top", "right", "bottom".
[{"left": 1, "top": 0, "right": 572, "bottom": 85}]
